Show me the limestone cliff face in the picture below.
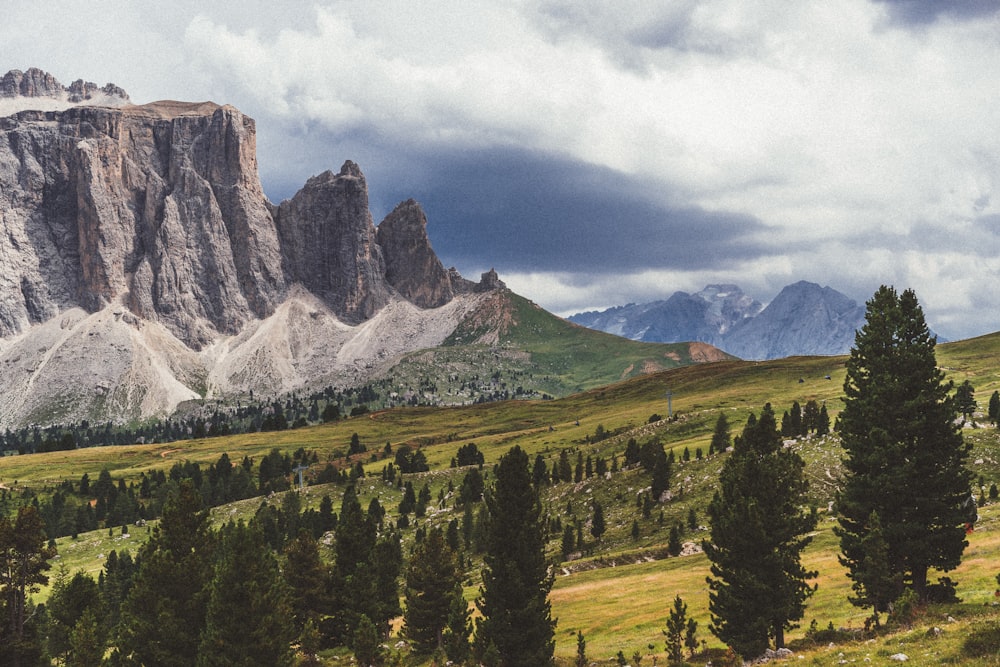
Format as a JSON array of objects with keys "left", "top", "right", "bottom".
[
  {"left": 275, "top": 162, "right": 390, "bottom": 324},
  {"left": 0, "top": 100, "right": 286, "bottom": 347},
  {"left": 376, "top": 199, "right": 455, "bottom": 308},
  {"left": 0, "top": 69, "right": 506, "bottom": 427}
]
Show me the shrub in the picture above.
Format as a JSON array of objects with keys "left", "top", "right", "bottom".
[{"left": 962, "top": 622, "right": 1000, "bottom": 658}]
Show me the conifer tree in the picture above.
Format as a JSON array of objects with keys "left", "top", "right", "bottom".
[
  {"left": 703, "top": 405, "right": 816, "bottom": 660},
  {"left": 403, "top": 526, "right": 461, "bottom": 654},
  {"left": 844, "top": 511, "right": 898, "bottom": 629},
  {"left": 664, "top": 595, "right": 689, "bottom": 666},
  {"left": 710, "top": 413, "right": 730, "bottom": 455},
  {"left": 955, "top": 380, "right": 976, "bottom": 423},
  {"left": 590, "top": 501, "right": 606, "bottom": 542},
  {"left": 443, "top": 581, "right": 472, "bottom": 665},
  {"left": 476, "top": 445, "right": 555, "bottom": 666},
  {"left": 118, "top": 480, "right": 215, "bottom": 667},
  {"left": 283, "top": 530, "right": 332, "bottom": 635},
  {"left": 0, "top": 505, "right": 57, "bottom": 667},
  {"left": 197, "top": 521, "right": 295, "bottom": 667},
  {"left": 836, "top": 286, "right": 972, "bottom": 602},
  {"left": 989, "top": 390, "right": 1000, "bottom": 425}
]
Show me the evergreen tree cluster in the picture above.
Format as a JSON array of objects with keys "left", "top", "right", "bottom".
[{"left": 779, "top": 399, "right": 830, "bottom": 438}]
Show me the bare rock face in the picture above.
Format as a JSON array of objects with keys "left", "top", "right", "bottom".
[
  {"left": 376, "top": 199, "right": 455, "bottom": 308},
  {"left": 0, "top": 68, "right": 508, "bottom": 427},
  {"left": 1, "top": 68, "right": 130, "bottom": 114},
  {"left": 1, "top": 68, "right": 64, "bottom": 98},
  {"left": 0, "top": 98, "right": 286, "bottom": 348},
  {"left": 275, "top": 161, "right": 390, "bottom": 323}
]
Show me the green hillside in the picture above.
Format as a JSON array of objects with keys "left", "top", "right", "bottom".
[
  {"left": 387, "top": 289, "right": 734, "bottom": 399},
  {"left": 3, "top": 332, "right": 1000, "bottom": 664}
]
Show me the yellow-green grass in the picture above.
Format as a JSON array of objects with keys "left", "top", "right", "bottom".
[{"left": 4, "top": 332, "right": 1000, "bottom": 664}]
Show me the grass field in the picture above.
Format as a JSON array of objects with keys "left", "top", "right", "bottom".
[{"left": 4, "top": 332, "right": 1000, "bottom": 665}]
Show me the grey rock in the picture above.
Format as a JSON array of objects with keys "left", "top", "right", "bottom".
[
  {"left": 275, "top": 161, "right": 389, "bottom": 323},
  {"left": 376, "top": 199, "right": 454, "bottom": 308},
  {"left": 0, "top": 70, "right": 507, "bottom": 427},
  {"left": 0, "top": 99, "right": 285, "bottom": 348}
]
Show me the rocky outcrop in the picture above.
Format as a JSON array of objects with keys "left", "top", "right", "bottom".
[
  {"left": 376, "top": 199, "right": 454, "bottom": 308},
  {"left": 0, "top": 99, "right": 286, "bottom": 347},
  {"left": 0, "top": 69, "right": 510, "bottom": 427},
  {"left": 274, "top": 162, "right": 390, "bottom": 324},
  {"left": 1, "top": 68, "right": 130, "bottom": 112}
]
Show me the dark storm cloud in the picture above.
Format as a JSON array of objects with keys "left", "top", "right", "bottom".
[
  {"left": 358, "top": 144, "right": 773, "bottom": 276},
  {"left": 254, "top": 121, "right": 774, "bottom": 278},
  {"left": 872, "top": 0, "right": 1000, "bottom": 25}
]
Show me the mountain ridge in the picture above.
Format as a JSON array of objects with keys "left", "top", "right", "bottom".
[
  {"left": 0, "top": 68, "right": 727, "bottom": 428},
  {"left": 570, "top": 281, "right": 867, "bottom": 360}
]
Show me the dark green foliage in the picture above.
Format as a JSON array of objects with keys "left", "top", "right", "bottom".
[
  {"left": 67, "top": 607, "right": 103, "bottom": 667},
  {"left": 955, "top": 380, "right": 976, "bottom": 422},
  {"left": 331, "top": 485, "right": 402, "bottom": 643},
  {"left": 836, "top": 286, "right": 972, "bottom": 602},
  {"left": 97, "top": 549, "right": 137, "bottom": 640},
  {"left": 843, "top": 511, "right": 898, "bottom": 629},
  {"left": 0, "top": 505, "right": 57, "bottom": 666},
  {"left": 476, "top": 445, "right": 555, "bottom": 666},
  {"left": 283, "top": 530, "right": 332, "bottom": 634},
  {"left": 196, "top": 521, "right": 295, "bottom": 667},
  {"left": 668, "top": 524, "right": 683, "bottom": 557},
  {"left": 443, "top": 581, "right": 472, "bottom": 664},
  {"left": 118, "top": 480, "right": 215, "bottom": 667},
  {"left": 352, "top": 614, "right": 382, "bottom": 666},
  {"left": 562, "top": 524, "right": 576, "bottom": 559},
  {"left": 455, "top": 442, "right": 485, "bottom": 467},
  {"left": 558, "top": 450, "right": 573, "bottom": 483},
  {"left": 395, "top": 446, "right": 429, "bottom": 473},
  {"left": 403, "top": 527, "right": 461, "bottom": 654},
  {"left": 989, "top": 390, "right": 1000, "bottom": 425},
  {"left": 45, "top": 568, "right": 102, "bottom": 662},
  {"left": 816, "top": 403, "right": 830, "bottom": 436},
  {"left": 710, "top": 413, "right": 730, "bottom": 455},
  {"left": 591, "top": 501, "right": 606, "bottom": 542},
  {"left": 533, "top": 454, "right": 550, "bottom": 486},
  {"left": 460, "top": 468, "right": 485, "bottom": 505},
  {"left": 575, "top": 630, "right": 587, "bottom": 667},
  {"left": 664, "top": 595, "right": 689, "bottom": 666},
  {"left": 703, "top": 405, "right": 817, "bottom": 660}
]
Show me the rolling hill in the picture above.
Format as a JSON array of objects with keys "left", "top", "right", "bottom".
[{"left": 3, "top": 332, "right": 998, "bottom": 664}]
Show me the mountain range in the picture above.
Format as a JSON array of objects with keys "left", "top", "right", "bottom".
[
  {"left": 570, "top": 281, "right": 868, "bottom": 360},
  {"left": 0, "top": 68, "right": 722, "bottom": 429}
]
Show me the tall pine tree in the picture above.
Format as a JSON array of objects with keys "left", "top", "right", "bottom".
[
  {"left": 403, "top": 526, "right": 461, "bottom": 654},
  {"left": 476, "top": 445, "right": 555, "bottom": 666},
  {"left": 836, "top": 286, "right": 972, "bottom": 603},
  {"left": 118, "top": 481, "right": 215, "bottom": 667},
  {"left": 197, "top": 520, "right": 295, "bottom": 667},
  {"left": 703, "top": 405, "right": 816, "bottom": 660}
]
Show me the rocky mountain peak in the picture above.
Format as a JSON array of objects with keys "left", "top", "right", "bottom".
[
  {"left": 0, "top": 71, "right": 508, "bottom": 427},
  {"left": 570, "top": 281, "right": 865, "bottom": 360},
  {"left": 376, "top": 199, "right": 455, "bottom": 308},
  {"left": 0, "top": 68, "right": 130, "bottom": 114}
]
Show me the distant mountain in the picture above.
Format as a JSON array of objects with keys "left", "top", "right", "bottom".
[
  {"left": 570, "top": 281, "right": 867, "bottom": 360},
  {"left": 569, "top": 284, "right": 762, "bottom": 344}
]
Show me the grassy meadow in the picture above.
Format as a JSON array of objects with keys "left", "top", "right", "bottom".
[{"left": 3, "top": 332, "right": 1000, "bottom": 665}]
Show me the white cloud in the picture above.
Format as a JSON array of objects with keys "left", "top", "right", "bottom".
[{"left": 3, "top": 0, "right": 999, "bottom": 339}]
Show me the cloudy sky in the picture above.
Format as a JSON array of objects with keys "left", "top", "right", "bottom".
[{"left": 3, "top": 0, "right": 999, "bottom": 340}]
